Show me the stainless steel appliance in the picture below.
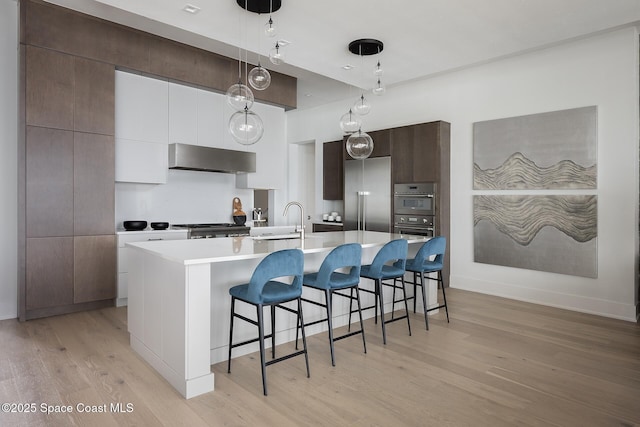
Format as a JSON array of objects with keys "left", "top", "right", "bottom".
[
  {"left": 393, "top": 183, "right": 436, "bottom": 237},
  {"left": 168, "top": 143, "right": 256, "bottom": 173},
  {"left": 172, "top": 223, "right": 250, "bottom": 239},
  {"left": 344, "top": 157, "right": 392, "bottom": 232}
]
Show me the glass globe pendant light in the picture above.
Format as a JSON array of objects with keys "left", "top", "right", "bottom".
[
  {"left": 269, "top": 42, "right": 285, "bottom": 65},
  {"left": 346, "top": 128, "right": 374, "bottom": 160},
  {"left": 229, "top": 105, "right": 264, "bottom": 145},
  {"left": 264, "top": 0, "right": 277, "bottom": 37},
  {"left": 264, "top": 16, "right": 277, "bottom": 38},
  {"left": 339, "top": 109, "right": 361, "bottom": 134},
  {"left": 372, "top": 78, "right": 386, "bottom": 96},
  {"left": 353, "top": 93, "right": 371, "bottom": 115},
  {"left": 374, "top": 60, "right": 384, "bottom": 77},
  {"left": 248, "top": 62, "right": 271, "bottom": 91},
  {"left": 226, "top": 80, "right": 254, "bottom": 111}
]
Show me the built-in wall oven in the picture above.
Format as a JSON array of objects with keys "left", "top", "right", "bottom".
[{"left": 393, "top": 183, "right": 436, "bottom": 237}]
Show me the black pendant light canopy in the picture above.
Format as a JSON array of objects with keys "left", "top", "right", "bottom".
[
  {"left": 236, "top": 0, "right": 281, "bottom": 13},
  {"left": 348, "top": 39, "right": 384, "bottom": 56}
]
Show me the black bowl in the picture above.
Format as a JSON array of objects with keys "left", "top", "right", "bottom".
[
  {"left": 150, "top": 222, "right": 169, "bottom": 230},
  {"left": 124, "top": 220, "right": 147, "bottom": 231},
  {"left": 233, "top": 215, "right": 246, "bottom": 225}
]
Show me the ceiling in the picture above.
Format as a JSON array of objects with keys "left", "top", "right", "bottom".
[{"left": 44, "top": 0, "right": 640, "bottom": 110}]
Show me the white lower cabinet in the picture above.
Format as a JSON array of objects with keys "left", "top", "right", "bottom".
[{"left": 116, "top": 230, "right": 188, "bottom": 306}]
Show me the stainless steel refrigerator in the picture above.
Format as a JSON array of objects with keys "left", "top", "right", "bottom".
[{"left": 344, "top": 156, "right": 392, "bottom": 232}]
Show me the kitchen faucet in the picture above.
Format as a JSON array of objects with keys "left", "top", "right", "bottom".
[{"left": 283, "top": 201, "right": 305, "bottom": 240}]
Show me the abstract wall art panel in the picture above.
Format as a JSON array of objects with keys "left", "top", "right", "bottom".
[
  {"left": 473, "top": 106, "right": 597, "bottom": 189},
  {"left": 473, "top": 195, "right": 597, "bottom": 278}
]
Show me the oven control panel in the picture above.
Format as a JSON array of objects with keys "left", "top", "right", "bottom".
[{"left": 394, "top": 215, "right": 434, "bottom": 226}]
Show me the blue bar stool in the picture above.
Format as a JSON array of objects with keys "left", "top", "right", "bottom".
[
  {"left": 404, "top": 236, "right": 449, "bottom": 330},
  {"left": 353, "top": 239, "right": 410, "bottom": 345},
  {"left": 227, "top": 249, "right": 309, "bottom": 396},
  {"left": 298, "top": 243, "right": 366, "bottom": 366}
]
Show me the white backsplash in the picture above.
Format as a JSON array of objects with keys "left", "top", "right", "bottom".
[{"left": 115, "top": 169, "right": 254, "bottom": 229}]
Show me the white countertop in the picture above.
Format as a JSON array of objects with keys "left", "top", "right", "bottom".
[
  {"left": 126, "top": 230, "right": 428, "bottom": 266},
  {"left": 116, "top": 229, "right": 188, "bottom": 235}
]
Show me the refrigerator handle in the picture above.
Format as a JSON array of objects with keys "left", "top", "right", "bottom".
[
  {"left": 356, "top": 191, "right": 361, "bottom": 231},
  {"left": 359, "top": 191, "right": 370, "bottom": 231},
  {"left": 362, "top": 192, "right": 367, "bottom": 230}
]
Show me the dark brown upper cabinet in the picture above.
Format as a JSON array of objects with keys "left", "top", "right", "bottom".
[
  {"left": 74, "top": 58, "right": 115, "bottom": 135},
  {"left": 323, "top": 140, "right": 344, "bottom": 200},
  {"left": 367, "top": 129, "right": 392, "bottom": 158},
  {"left": 391, "top": 122, "right": 445, "bottom": 184},
  {"left": 343, "top": 128, "right": 391, "bottom": 160},
  {"left": 25, "top": 46, "right": 74, "bottom": 130}
]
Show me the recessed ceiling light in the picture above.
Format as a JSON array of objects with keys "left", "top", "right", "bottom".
[
  {"left": 183, "top": 4, "right": 201, "bottom": 14},
  {"left": 342, "top": 64, "right": 354, "bottom": 70},
  {"left": 304, "top": 93, "right": 313, "bottom": 97}
]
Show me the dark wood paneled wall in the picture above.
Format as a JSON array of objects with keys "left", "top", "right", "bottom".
[
  {"left": 19, "top": 0, "right": 297, "bottom": 320},
  {"left": 22, "top": 0, "right": 297, "bottom": 109}
]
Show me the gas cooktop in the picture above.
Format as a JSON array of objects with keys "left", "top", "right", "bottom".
[
  {"left": 172, "top": 223, "right": 245, "bottom": 229},
  {"left": 172, "top": 222, "right": 250, "bottom": 239}
]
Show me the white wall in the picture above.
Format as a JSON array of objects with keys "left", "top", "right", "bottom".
[
  {"left": 288, "top": 27, "right": 639, "bottom": 321},
  {"left": 0, "top": 0, "right": 18, "bottom": 320}
]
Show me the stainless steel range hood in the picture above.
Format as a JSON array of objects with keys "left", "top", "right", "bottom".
[{"left": 168, "top": 143, "right": 256, "bottom": 173}]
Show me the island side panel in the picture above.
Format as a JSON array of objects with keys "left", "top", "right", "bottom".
[{"left": 127, "top": 248, "right": 214, "bottom": 398}]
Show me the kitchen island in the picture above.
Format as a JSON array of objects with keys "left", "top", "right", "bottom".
[{"left": 126, "top": 230, "right": 430, "bottom": 398}]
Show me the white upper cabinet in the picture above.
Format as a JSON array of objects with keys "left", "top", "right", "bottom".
[
  {"left": 115, "top": 71, "right": 168, "bottom": 144},
  {"left": 115, "top": 71, "right": 169, "bottom": 183},
  {"left": 115, "top": 138, "right": 168, "bottom": 184},
  {"left": 197, "top": 89, "right": 228, "bottom": 149},
  {"left": 236, "top": 102, "right": 286, "bottom": 189},
  {"left": 115, "top": 72, "right": 286, "bottom": 188},
  {"left": 168, "top": 82, "right": 198, "bottom": 146}
]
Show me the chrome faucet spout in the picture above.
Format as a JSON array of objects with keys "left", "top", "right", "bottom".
[{"left": 283, "top": 201, "right": 305, "bottom": 240}]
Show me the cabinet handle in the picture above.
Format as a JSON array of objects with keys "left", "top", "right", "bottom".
[{"left": 147, "top": 238, "right": 164, "bottom": 241}]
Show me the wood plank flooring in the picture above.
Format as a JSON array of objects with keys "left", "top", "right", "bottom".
[{"left": 1, "top": 289, "right": 639, "bottom": 426}]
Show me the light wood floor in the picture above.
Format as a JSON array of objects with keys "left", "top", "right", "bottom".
[{"left": 1, "top": 289, "right": 639, "bottom": 426}]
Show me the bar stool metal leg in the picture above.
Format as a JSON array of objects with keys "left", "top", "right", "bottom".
[
  {"left": 257, "top": 304, "right": 268, "bottom": 396},
  {"left": 270, "top": 305, "right": 276, "bottom": 359},
  {"left": 376, "top": 279, "right": 387, "bottom": 344},
  {"left": 439, "top": 271, "right": 449, "bottom": 322},
  {"left": 227, "top": 297, "right": 236, "bottom": 373},
  {"left": 355, "top": 287, "right": 367, "bottom": 354},
  {"left": 420, "top": 272, "right": 429, "bottom": 330},
  {"left": 400, "top": 276, "right": 412, "bottom": 336},
  {"left": 297, "top": 298, "right": 311, "bottom": 378}
]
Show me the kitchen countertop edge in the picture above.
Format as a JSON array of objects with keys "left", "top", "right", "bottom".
[{"left": 125, "top": 231, "right": 428, "bottom": 266}]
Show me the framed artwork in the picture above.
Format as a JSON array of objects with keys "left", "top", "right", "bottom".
[
  {"left": 473, "top": 106, "right": 597, "bottom": 190},
  {"left": 473, "top": 195, "right": 597, "bottom": 278}
]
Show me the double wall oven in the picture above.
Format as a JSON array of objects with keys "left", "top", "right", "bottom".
[{"left": 393, "top": 183, "right": 436, "bottom": 237}]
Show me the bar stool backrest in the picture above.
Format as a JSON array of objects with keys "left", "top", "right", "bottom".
[
  {"left": 412, "top": 236, "right": 446, "bottom": 271},
  {"left": 368, "top": 239, "right": 408, "bottom": 277},
  {"left": 247, "top": 249, "right": 304, "bottom": 303},
  {"left": 315, "top": 243, "right": 362, "bottom": 285}
]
